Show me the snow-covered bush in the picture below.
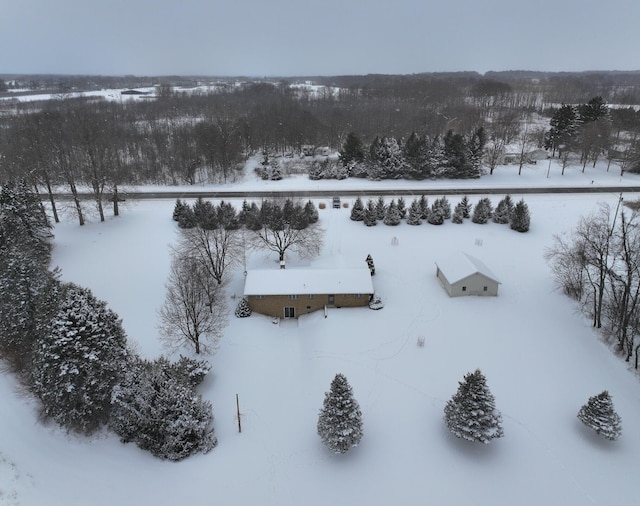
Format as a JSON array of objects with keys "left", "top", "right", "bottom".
[
  {"left": 317, "top": 373, "right": 363, "bottom": 454},
  {"left": 492, "top": 195, "right": 514, "bottom": 224},
  {"left": 110, "top": 356, "right": 216, "bottom": 460},
  {"left": 444, "top": 369, "right": 504, "bottom": 443},
  {"left": 577, "top": 390, "right": 622, "bottom": 441},
  {"left": 369, "top": 293, "right": 384, "bottom": 310}
]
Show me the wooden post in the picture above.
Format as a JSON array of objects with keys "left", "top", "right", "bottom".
[{"left": 236, "top": 393, "right": 242, "bottom": 433}]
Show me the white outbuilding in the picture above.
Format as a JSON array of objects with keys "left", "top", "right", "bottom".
[{"left": 435, "top": 252, "right": 500, "bottom": 297}]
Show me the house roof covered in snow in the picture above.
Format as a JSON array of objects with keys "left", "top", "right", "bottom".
[
  {"left": 435, "top": 252, "right": 500, "bottom": 284},
  {"left": 243, "top": 268, "right": 374, "bottom": 296}
]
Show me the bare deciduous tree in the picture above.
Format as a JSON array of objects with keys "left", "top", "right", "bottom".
[
  {"left": 158, "top": 255, "right": 227, "bottom": 355},
  {"left": 177, "top": 225, "right": 241, "bottom": 285}
]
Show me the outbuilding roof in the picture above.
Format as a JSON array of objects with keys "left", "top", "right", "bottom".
[
  {"left": 243, "top": 268, "right": 374, "bottom": 296},
  {"left": 435, "top": 252, "right": 500, "bottom": 284}
]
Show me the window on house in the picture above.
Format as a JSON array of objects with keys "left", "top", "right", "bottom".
[
  {"left": 356, "top": 293, "right": 362, "bottom": 298},
  {"left": 288, "top": 294, "right": 299, "bottom": 300},
  {"left": 284, "top": 306, "right": 295, "bottom": 318},
  {"left": 483, "top": 286, "right": 488, "bottom": 292},
  {"left": 307, "top": 294, "right": 314, "bottom": 299},
  {"left": 255, "top": 295, "right": 265, "bottom": 300},
  {"left": 462, "top": 286, "right": 467, "bottom": 292}
]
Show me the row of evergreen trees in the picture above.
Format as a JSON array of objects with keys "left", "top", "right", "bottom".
[
  {"left": 173, "top": 197, "right": 319, "bottom": 231},
  {"left": 349, "top": 195, "right": 530, "bottom": 232},
  {"left": 328, "top": 129, "right": 486, "bottom": 181},
  {"left": 0, "top": 182, "right": 215, "bottom": 460},
  {"left": 318, "top": 370, "right": 622, "bottom": 455}
]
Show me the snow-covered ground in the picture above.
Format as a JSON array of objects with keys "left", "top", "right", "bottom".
[{"left": 2, "top": 165, "right": 640, "bottom": 505}]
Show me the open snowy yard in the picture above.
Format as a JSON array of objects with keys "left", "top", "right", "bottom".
[{"left": 2, "top": 189, "right": 640, "bottom": 506}]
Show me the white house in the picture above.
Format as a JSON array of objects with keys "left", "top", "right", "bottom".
[{"left": 435, "top": 252, "right": 500, "bottom": 297}]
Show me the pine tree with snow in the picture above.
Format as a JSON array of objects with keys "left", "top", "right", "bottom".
[
  {"left": 366, "top": 254, "right": 375, "bottom": 275},
  {"left": 350, "top": 197, "right": 365, "bottom": 221},
  {"left": 375, "top": 196, "right": 387, "bottom": 220},
  {"left": 459, "top": 196, "right": 472, "bottom": 218},
  {"left": 303, "top": 200, "right": 319, "bottom": 224},
  {"left": 31, "top": 283, "right": 128, "bottom": 434},
  {"left": 492, "top": 195, "right": 514, "bottom": 224},
  {"left": 452, "top": 203, "right": 465, "bottom": 224},
  {"left": 235, "top": 297, "right": 253, "bottom": 318},
  {"left": 418, "top": 195, "right": 430, "bottom": 220},
  {"left": 383, "top": 200, "right": 401, "bottom": 226},
  {"left": 472, "top": 198, "right": 493, "bottom": 224},
  {"left": 397, "top": 196, "right": 407, "bottom": 219},
  {"left": 407, "top": 199, "right": 423, "bottom": 225},
  {"left": 317, "top": 373, "right": 363, "bottom": 454},
  {"left": 110, "top": 355, "right": 217, "bottom": 460},
  {"left": 436, "top": 197, "right": 452, "bottom": 220},
  {"left": 427, "top": 202, "right": 445, "bottom": 225},
  {"left": 363, "top": 199, "right": 377, "bottom": 226},
  {"left": 172, "top": 199, "right": 188, "bottom": 222},
  {"left": 510, "top": 199, "right": 531, "bottom": 233},
  {"left": 577, "top": 390, "right": 622, "bottom": 441},
  {"left": 444, "top": 369, "right": 504, "bottom": 444}
]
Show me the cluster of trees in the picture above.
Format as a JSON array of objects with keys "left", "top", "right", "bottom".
[
  {"left": 327, "top": 129, "right": 486, "bottom": 181},
  {"left": 317, "top": 369, "right": 619, "bottom": 451},
  {"left": 546, "top": 201, "right": 640, "bottom": 368},
  {"left": 349, "top": 195, "right": 530, "bottom": 232},
  {"left": 544, "top": 96, "right": 640, "bottom": 175},
  {"left": 0, "top": 181, "right": 216, "bottom": 460}
]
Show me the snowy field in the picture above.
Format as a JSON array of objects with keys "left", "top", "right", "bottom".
[{"left": 2, "top": 167, "right": 640, "bottom": 505}]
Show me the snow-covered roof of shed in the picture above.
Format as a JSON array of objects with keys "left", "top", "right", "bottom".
[
  {"left": 435, "top": 252, "right": 500, "bottom": 284},
  {"left": 244, "top": 268, "right": 374, "bottom": 296}
]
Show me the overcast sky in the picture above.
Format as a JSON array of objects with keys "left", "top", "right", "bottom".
[{"left": 2, "top": 0, "right": 639, "bottom": 77}]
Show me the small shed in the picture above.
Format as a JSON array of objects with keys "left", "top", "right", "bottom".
[
  {"left": 435, "top": 252, "right": 500, "bottom": 297},
  {"left": 243, "top": 268, "right": 374, "bottom": 318}
]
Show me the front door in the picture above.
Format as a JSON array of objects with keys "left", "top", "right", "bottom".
[
  {"left": 284, "top": 306, "right": 295, "bottom": 319},
  {"left": 328, "top": 294, "right": 335, "bottom": 306}
]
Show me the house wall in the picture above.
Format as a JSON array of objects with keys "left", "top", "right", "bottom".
[
  {"left": 449, "top": 273, "right": 499, "bottom": 297},
  {"left": 247, "top": 293, "right": 371, "bottom": 318}
]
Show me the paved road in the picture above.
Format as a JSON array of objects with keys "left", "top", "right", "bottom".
[{"left": 50, "top": 186, "right": 640, "bottom": 201}]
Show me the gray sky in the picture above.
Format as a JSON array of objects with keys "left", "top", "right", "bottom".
[{"left": 2, "top": 0, "right": 640, "bottom": 77}]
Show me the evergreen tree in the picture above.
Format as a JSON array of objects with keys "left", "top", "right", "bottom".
[
  {"left": 510, "top": 199, "right": 531, "bottom": 232},
  {"left": 375, "top": 196, "right": 387, "bottom": 220},
  {"left": 577, "top": 390, "right": 622, "bottom": 441},
  {"left": 492, "top": 195, "right": 514, "bottom": 224},
  {"left": 427, "top": 201, "right": 445, "bottom": 225},
  {"left": 472, "top": 198, "right": 493, "bottom": 224},
  {"left": 317, "top": 373, "right": 363, "bottom": 454},
  {"left": 31, "top": 283, "right": 128, "bottom": 434},
  {"left": 303, "top": 200, "right": 319, "bottom": 224},
  {"left": 544, "top": 104, "right": 579, "bottom": 157},
  {"left": 444, "top": 369, "right": 504, "bottom": 444},
  {"left": 418, "top": 195, "right": 430, "bottom": 220},
  {"left": 339, "top": 132, "right": 365, "bottom": 166},
  {"left": 177, "top": 205, "right": 197, "bottom": 229},
  {"left": 235, "top": 297, "right": 253, "bottom": 318},
  {"left": 110, "top": 356, "right": 217, "bottom": 460},
  {"left": 172, "top": 199, "right": 188, "bottom": 222},
  {"left": 397, "top": 196, "right": 407, "bottom": 219},
  {"left": 217, "top": 201, "right": 240, "bottom": 230},
  {"left": 193, "top": 197, "right": 217, "bottom": 229},
  {"left": 459, "top": 196, "right": 472, "bottom": 218},
  {"left": 452, "top": 203, "right": 465, "bottom": 224},
  {"left": 407, "top": 199, "right": 423, "bottom": 225},
  {"left": 435, "top": 197, "right": 451, "bottom": 219},
  {"left": 350, "top": 197, "right": 365, "bottom": 221},
  {"left": 366, "top": 254, "right": 375, "bottom": 275},
  {"left": 403, "top": 132, "right": 427, "bottom": 179},
  {"left": 244, "top": 202, "right": 262, "bottom": 231},
  {"left": 363, "top": 199, "right": 377, "bottom": 226},
  {"left": 383, "top": 200, "right": 401, "bottom": 226}
]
